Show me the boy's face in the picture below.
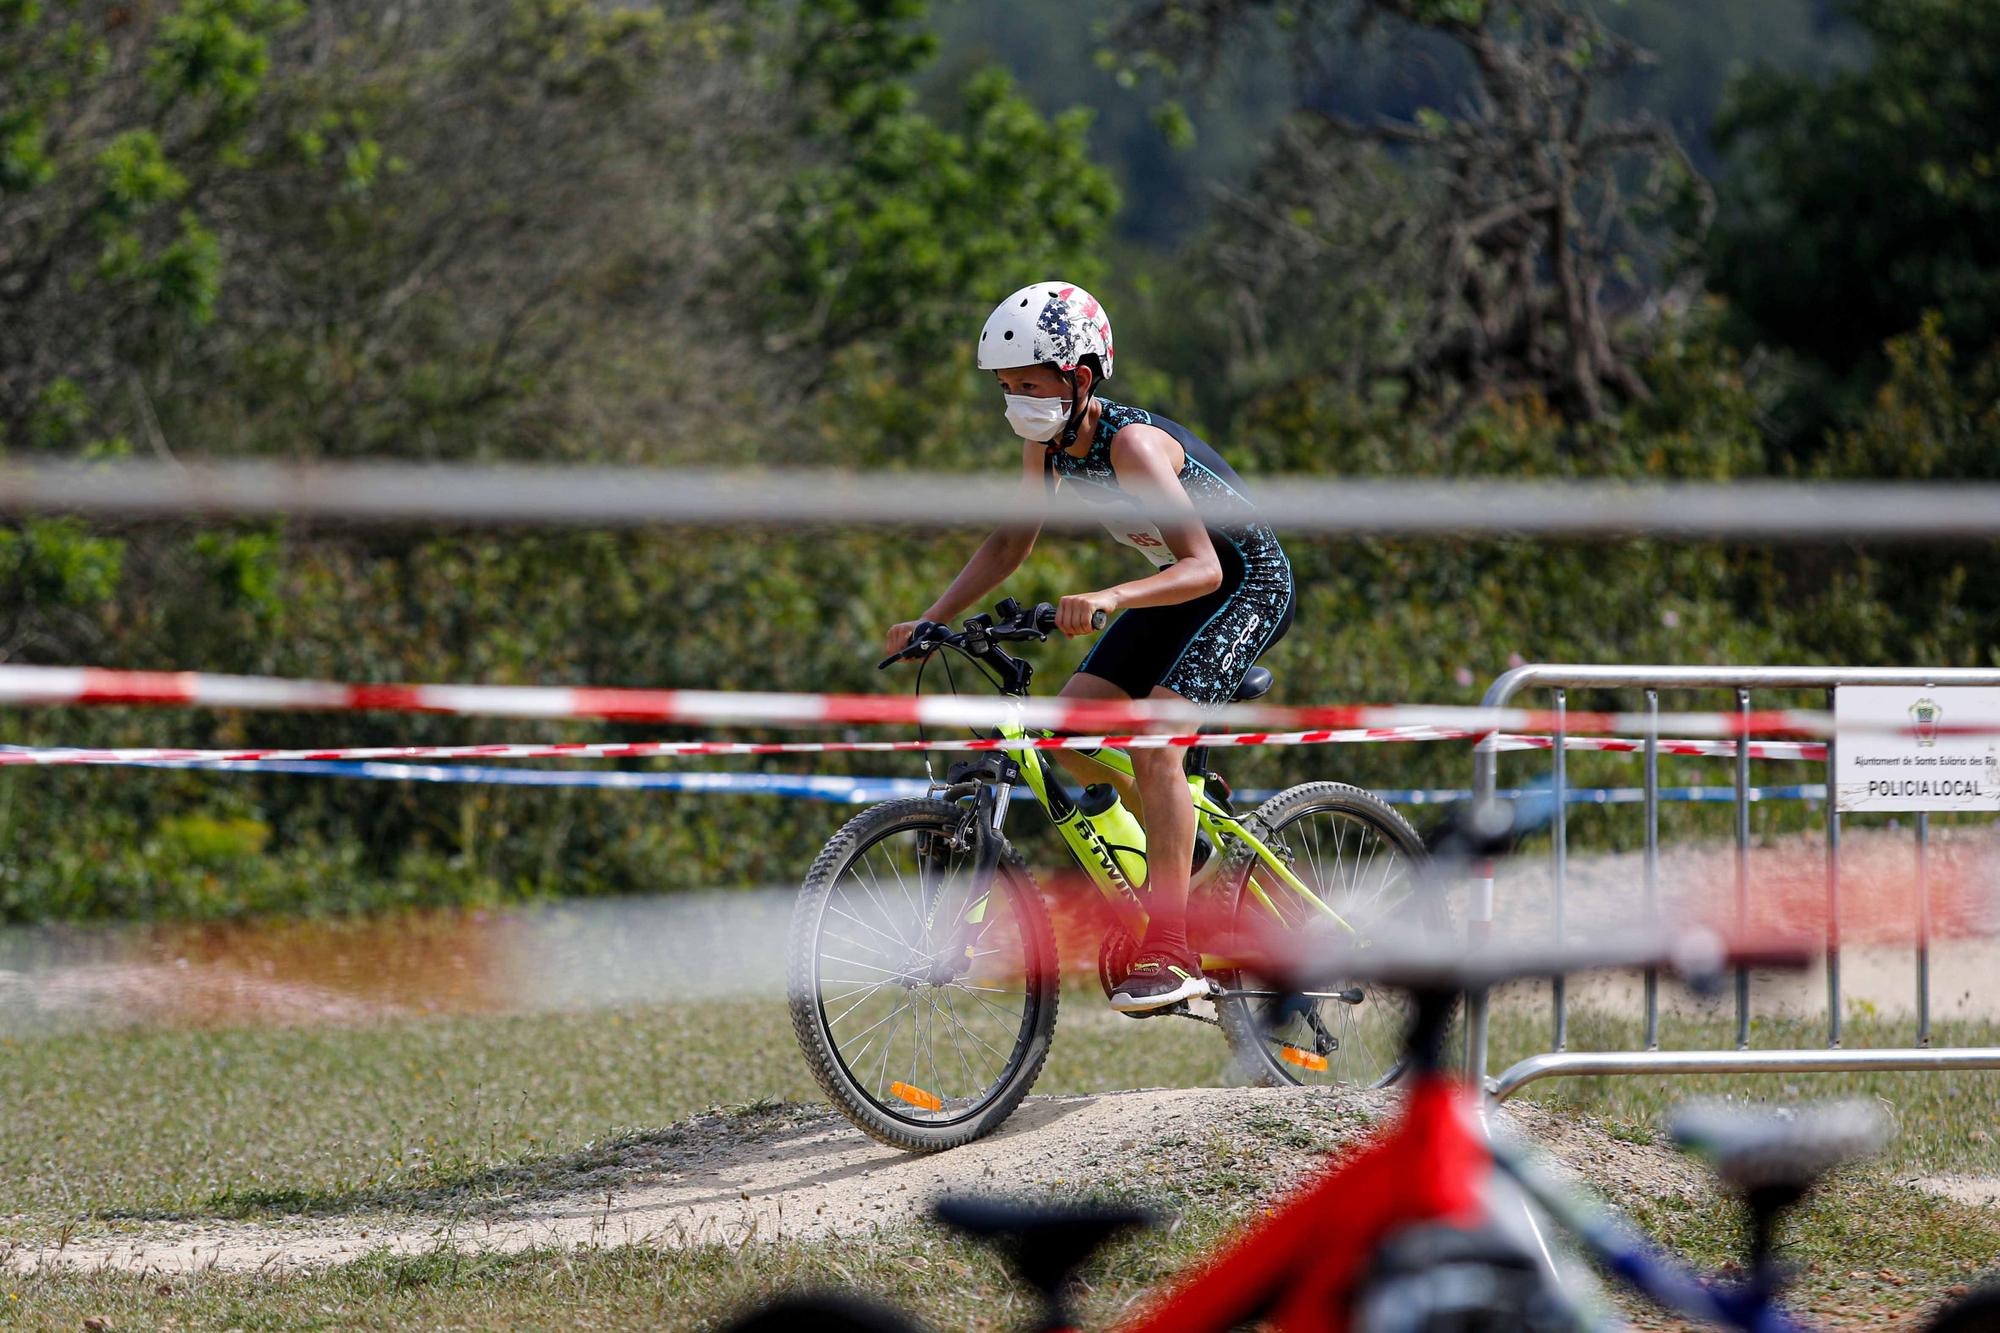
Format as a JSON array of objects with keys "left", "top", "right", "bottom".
[{"left": 993, "top": 364, "right": 1091, "bottom": 399}]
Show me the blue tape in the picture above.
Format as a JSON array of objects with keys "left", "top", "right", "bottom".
[{"left": 35, "top": 754, "right": 1827, "bottom": 808}]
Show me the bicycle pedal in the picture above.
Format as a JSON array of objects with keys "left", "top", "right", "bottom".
[{"left": 1119, "top": 1000, "right": 1191, "bottom": 1021}]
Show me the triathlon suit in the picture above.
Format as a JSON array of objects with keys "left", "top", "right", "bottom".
[{"left": 1051, "top": 399, "right": 1295, "bottom": 705}]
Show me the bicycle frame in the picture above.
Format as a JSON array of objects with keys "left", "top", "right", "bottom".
[
  {"left": 991, "top": 718, "right": 1354, "bottom": 961},
  {"left": 1115, "top": 1070, "right": 1497, "bottom": 1333}
]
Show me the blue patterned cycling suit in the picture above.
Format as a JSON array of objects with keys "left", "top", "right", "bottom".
[{"left": 1049, "top": 398, "right": 1295, "bottom": 705}]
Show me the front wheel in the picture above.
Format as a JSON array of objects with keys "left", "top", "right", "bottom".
[
  {"left": 1212, "top": 782, "right": 1451, "bottom": 1090},
  {"left": 788, "top": 799, "right": 1059, "bottom": 1153}
]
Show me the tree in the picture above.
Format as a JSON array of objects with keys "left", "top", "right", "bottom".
[
  {"left": 765, "top": 0, "right": 1119, "bottom": 369},
  {"left": 1112, "top": 0, "right": 1710, "bottom": 421},
  {"left": 1710, "top": 0, "right": 2000, "bottom": 388},
  {"left": 0, "top": 0, "right": 305, "bottom": 452}
]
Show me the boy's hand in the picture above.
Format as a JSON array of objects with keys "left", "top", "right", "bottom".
[
  {"left": 1056, "top": 590, "right": 1119, "bottom": 637},
  {"left": 884, "top": 620, "right": 941, "bottom": 658}
]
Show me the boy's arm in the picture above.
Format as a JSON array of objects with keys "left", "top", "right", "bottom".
[{"left": 885, "top": 441, "right": 1047, "bottom": 653}]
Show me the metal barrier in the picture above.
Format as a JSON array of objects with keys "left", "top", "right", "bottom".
[{"left": 1465, "top": 665, "right": 2000, "bottom": 1098}]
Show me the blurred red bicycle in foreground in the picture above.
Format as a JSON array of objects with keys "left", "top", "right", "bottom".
[{"left": 729, "top": 807, "right": 2000, "bottom": 1333}]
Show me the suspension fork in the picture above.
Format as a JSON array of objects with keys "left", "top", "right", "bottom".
[{"left": 922, "top": 779, "right": 1012, "bottom": 978}]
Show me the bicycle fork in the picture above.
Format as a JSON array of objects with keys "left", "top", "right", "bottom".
[{"left": 917, "top": 779, "right": 1013, "bottom": 986}]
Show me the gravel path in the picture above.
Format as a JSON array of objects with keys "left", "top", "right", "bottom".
[{"left": 5, "top": 1086, "right": 1705, "bottom": 1275}]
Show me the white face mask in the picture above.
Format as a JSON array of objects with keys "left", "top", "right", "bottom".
[{"left": 1003, "top": 392, "right": 1073, "bottom": 442}]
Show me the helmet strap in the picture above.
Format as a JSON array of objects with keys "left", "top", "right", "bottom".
[{"left": 1057, "top": 367, "right": 1090, "bottom": 449}]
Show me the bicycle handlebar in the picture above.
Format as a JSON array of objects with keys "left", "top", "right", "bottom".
[{"left": 877, "top": 599, "right": 1105, "bottom": 671}]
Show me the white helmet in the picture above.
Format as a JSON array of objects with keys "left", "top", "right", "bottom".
[{"left": 977, "top": 282, "right": 1115, "bottom": 381}]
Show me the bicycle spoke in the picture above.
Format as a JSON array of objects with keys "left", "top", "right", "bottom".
[
  {"left": 873, "top": 990, "right": 913, "bottom": 1097},
  {"left": 933, "top": 989, "right": 1015, "bottom": 1063},
  {"left": 933, "top": 987, "right": 988, "bottom": 1093},
  {"left": 817, "top": 952, "right": 913, "bottom": 980},
  {"left": 820, "top": 928, "right": 899, "bottom": 959},
  {"left": 837, "top": 992, "right": 915, "bottom": 1048},
  {"left": 825, "top": 901, "right": 912, "bottom": 951},
  {"left": 825, "top": 982, "right": 897, "bottom": 1030},
  {"left": 843, "top": 851, "right": 914, "bottom": 950},
  {"left": 956, "top": 979, "right": 1028, "bottom": 1031}
]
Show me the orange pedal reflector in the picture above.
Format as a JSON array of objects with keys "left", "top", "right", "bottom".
[
  {"left": 889, "top": 1081, "right": 943, "bottom": 1112},
  {"left": 1279, "top": 1046, "right": 1329, "bottom": 1072}
]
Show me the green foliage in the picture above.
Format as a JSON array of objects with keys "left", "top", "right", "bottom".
[
  {"left": 1824, "top": 314, "right": 2000, "bottom": 483},
  {"left": 0, "top": 518, "right": 126, "bottom": 608},
  {"left": 0, "top": 0, "right": 1992, "bottom": 925},
  {"left": 1711, "top": 0, "right": 2000, "bottom": 384},
  {"left": 939, "top": 0, "right": 1857, "bottom": 247},
  {"left": 93, "top": 131, "right": 190, "bottom": 218},
  {"left": 792, "top": 0, "right": 939, "bottom": 130},
  {"left": 156, "top": 813, "right": 271, "bottom": 863},
  {"left": 149, "top": 0, "right": 302, "bottom": 113},
  {"left": 0, "top": 0, "right": 304, "bottom": 439},
  {"left": 499, "top": 0, "right": 673, "bottom": 98},
  {"left": 771, "top": 0, "right": 1118, "bottom": 357},
  {"left": 1777, "top": 316, "right": 2000, "bottom": 672}
]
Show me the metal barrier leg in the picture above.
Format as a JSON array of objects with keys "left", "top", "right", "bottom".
[
  {"left": 1826, "top": 686, "right": 1842, "bottom": 1049},
  {"left": 1467, "top": 864, "right": 1493, "bottom": 1078},
  {"left": 1643, "top": 689, "right": 1660, "bottom": 1051},
  {"left": 1553, "top": 690, "right": 1568, "bottom": 1052},
  {"left": 1917, "top": 811, "right": 1931, "bottom": 1048},
  {"left": 1466, "top": 730, "right": 1498, "bottom": 1081},
  {"left": 1735, "top": 689, "right": 1751, "bottom": 1051}
]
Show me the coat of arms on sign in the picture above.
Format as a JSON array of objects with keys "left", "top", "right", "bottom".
[{"left": 1910, "top": 697, "right": 1941, "bottom": 747}]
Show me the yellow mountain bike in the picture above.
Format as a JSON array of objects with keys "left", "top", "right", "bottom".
[{"left": 786, "top": 598, "right": 1449, "bottom": 1151}]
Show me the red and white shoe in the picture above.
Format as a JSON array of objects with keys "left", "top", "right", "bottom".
[{"left": 1109, "top": 951, "right": 1208, "bottom": 1013}]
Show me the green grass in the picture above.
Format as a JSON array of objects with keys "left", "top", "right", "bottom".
[
  {"left": 4, "top": 994, "right": 1999, "bottom": 1328},
  {"left": 0, "top": 1222, "right": 1242, "bottom": 1333},
  {"left": 4, "top": 1178, "right": 1995, "bottom": 1330},
  {"left": 0, "top": 987, "right": 1225, "bottom": 1225}
]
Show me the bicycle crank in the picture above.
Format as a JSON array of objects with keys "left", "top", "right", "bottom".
[{"left": 1210, "top": 985, "right": 1367, "bottom": 1005}]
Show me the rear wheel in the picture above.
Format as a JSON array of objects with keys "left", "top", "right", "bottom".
[
  {"left": 1212, "top": 782, "right": 1451, "bottom": 1089},
  {"left": 788, "top": 799, "right": 1059, "bottom": 1153}
]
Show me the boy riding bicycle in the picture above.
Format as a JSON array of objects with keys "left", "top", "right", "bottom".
[{"left": 884, "top": 282, "right": 1295, "bottom": 1014}]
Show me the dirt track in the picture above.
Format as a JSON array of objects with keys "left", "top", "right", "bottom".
[{"left": 7, "top": 1086, "right": 1711, "bottom": 1275}]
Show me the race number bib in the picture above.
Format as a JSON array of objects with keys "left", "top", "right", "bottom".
[{"left": 1109, "top": 522, "right": 1177, "bottom": 568}]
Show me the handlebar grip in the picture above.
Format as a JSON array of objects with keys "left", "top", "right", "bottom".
[{"left": 1030, "top": 604, "right": 1109, "bottom": 634}]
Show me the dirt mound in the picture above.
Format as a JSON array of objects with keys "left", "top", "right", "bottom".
[{"left": 6, "top": 1086, "right": 1706, "bottom": 1275}]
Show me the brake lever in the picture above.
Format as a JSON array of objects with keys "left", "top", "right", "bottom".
[{"left": 878, "top": 621, "right": 950, "bottom": 670}]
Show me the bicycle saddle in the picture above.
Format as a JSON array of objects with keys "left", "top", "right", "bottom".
[
  {"left": 1233, "top": 666, "right": 1274, "bottom": 702},
  {"left": 931, "top": 1196, "right": 1154, "bottom": 1299},
  {"left": 1668, "top": 1100, "right": 1887, "bottom": 1198}
]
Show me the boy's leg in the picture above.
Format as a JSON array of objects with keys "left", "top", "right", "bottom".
[
  {"left": 1108, "top": 685, "right": 1206, "bottom": 1013},
  {"left": 1054, "top": 671, "right": 1145, "bottom": 819}
]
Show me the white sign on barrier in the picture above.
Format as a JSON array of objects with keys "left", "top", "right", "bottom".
[{"left": 1835, "top": 686, "right": 2000, "bottom": 812}]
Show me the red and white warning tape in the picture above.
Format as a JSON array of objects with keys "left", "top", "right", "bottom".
[
  {"left": 1497, "top": 734, "right": 1828, "bottom": 762},
  {"left": 0, "top": 725, "right": 1479, "bottom": 768},
  {"left": 0, "top": 728, "right": 1831, "bottom": 769},
  {"left": 0, "top": 664, "right": 1837, "bottom": 739}
]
